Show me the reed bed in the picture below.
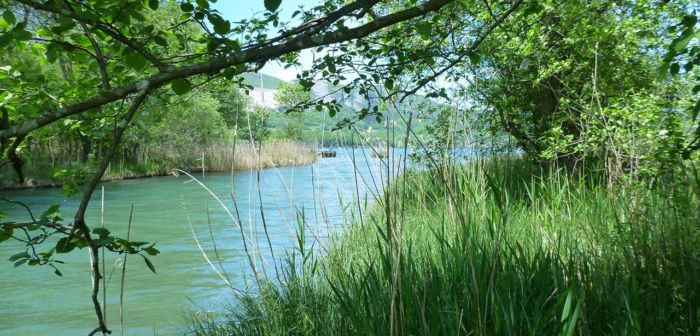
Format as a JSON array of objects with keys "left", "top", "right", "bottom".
[
  {"left": 202, "top": 141, "right": 318, "bottom": 172},
  {"left": 117, "top": 140, "right": 318, "bottom": 174},
  {"left": 0, "top": 140, "right": 317, "bottom": 189},
  {"left": 189, "top": 158, "right": 700, "bottom": 335}
]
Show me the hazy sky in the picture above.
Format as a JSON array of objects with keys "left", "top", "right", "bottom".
[{"left": 212, "top": 0, "right": 322, "bottom": 81}]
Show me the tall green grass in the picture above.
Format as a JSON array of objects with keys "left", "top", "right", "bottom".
[{"left": 189, "top": 159, "right": 700, "bottom": 335}]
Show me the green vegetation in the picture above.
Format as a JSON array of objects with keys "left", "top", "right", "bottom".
[
  {"left": 1, "top": 0, "right": 699, "bottom": 334},
  {"left": 0, "top": 1, "right": 323, "bottom": 189},
  {"left": 466, "top": 1, "right": 697, "bottom": 165},
  {"left": 187, "top": 2, "right": 700, "bottom": 334},
  {"left": 0, "top": 82, "right": 319, "bottom": 188},
  {"left": 189, "top": 159, "right": 700, "bottom": 335}
]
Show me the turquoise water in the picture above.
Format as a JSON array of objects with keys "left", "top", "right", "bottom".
[{"left": 0, "top": 148, "right": 400, "bottom": 335}]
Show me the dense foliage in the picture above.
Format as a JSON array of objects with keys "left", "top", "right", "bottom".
[{"left": 0, "top": 0, "right": 699, "bottom": 334}]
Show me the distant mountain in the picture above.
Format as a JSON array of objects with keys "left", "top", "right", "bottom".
[
  {"left": 309, "top": 80, "right": 439, "bottom": 111},
  {"left": 237, "top": 74, "right": 435, "bottom": 142},
  {"left": 241, "top": 74, "right": 439, "bottom": 123},
  {"left": 241, "top": 72, "right": 286, "bottom": 89}
]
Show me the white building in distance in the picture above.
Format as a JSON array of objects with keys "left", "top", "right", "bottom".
[{"left": 248, "top": 87, "right": 279, "bottom": 109}]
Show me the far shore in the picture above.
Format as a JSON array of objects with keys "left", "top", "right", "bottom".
[
  {"left": 1, "top": 141, "right": 319, "bottom": 191},
  {"left": 0, "top": 159, "right": 322, "bottom": 191}
]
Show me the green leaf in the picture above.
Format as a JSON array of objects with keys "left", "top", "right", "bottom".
[
  {"left": 561, "top": 289, "right": 573, "bottom": 322},
  {"left": 222, "top": 68, "right": 237, "bottom": 80},
  {"left": 125, "top": 52, "right": 148, "bottom": 71},
  {"left": 153, "top": 35, "right": 168, "bottom": 47},
  {"left": 148, "top": 0, "right": 159, "bottom": 10},
  {"left": 180, "top": 3, "right": 194, "bottom": 12},
  {"left": 144, "top": 246, "right": 160, "bottom": 256},
  {"left": 93, "top": 237, "right": 115, "bottom": 247},
  {"left": 209, "top": 14, "right": 230, "bottom": 35},
  {"left": 0, "top": 226, "right": 13, "bottom": 243},
  {"left": 468, "top": 52, "right": 481, "bottom": 65},
  {"left": 62, "top": 182, "right": 79, "bottom": 197},
  {"left": 385, "top": 78, "right": 394, "bottom": 91},
  {"left": 658, "top": 60, "right": 670, "bottom": 80},
  {"left": 40, "top": 204, "right": 61, "bottom": 221},
  {"left": 141, "top": 254, "right": 157, "bottom": 274},
  {"left": 171, "top": 79, "right": 192, "bottom": 95},
  {"left": 691, "top": 100, "right": 700, "bottom": 122},
  {"left": 14, "top": 28, "right": 31, "bottom": 41},
  {"left": 141, "top": 25, "right": 155, "bottom": 35},
  {"left": 92, "top": 227, "right": 110, "bottom": 238},
  {"left": 9, "top": 252, "right": 28, "bottom": 262},
  {"left": 415, "top": 21, "right": 431, "bottom": 39},
  {"left": 564, "top": 300, "right": 582, "bottom": 336},
  {"left": 670, "top": 63, "right": 680, "bottom": 76},
  {"left": 14, "top": 259, "right": 27, "bottom": 267},
  {"left": 264, "top": 0, "right": 282, "bottom": 11},
  {"left": 0, "top": 31, "right": 14, "bottom": 48},
  {"left": 681, "top": 15, "right": 697, "bottom": 29},
  {"left": 56, "top": 237, "right": 76, "bottom": 253},
  {"left": 673, "top": 28, "right": 695, "bottom": 53},
  {"left": 3, "top": 10, "right": 16, "bottom": 26}
]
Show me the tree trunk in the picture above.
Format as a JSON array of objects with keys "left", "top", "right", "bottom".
[
  {"left": 0, "top": 107, "right": 9, "bottom": 155},
  {"left": 80, "top": 133, "right": 91, "bottom": 163},
  {"left": 8, "top": 135, "right": 26, "bottom": 184},
  {"left": 1, "top": 108, "right": 26, "bottom": 184}
]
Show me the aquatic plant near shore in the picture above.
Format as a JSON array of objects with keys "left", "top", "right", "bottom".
[
  {"left": 189, "top": 159, "right": 700, "bottom": 335},
  {"left": 201, "top": 141, "right": 318, "bottom": 172},
  {"left": 0, "top": 140, "right": 317, "bottom": 189}
]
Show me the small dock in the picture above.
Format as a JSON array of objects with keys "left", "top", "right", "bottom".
[{"left": 318, "top": 149, "right": 337, "bottom": 158}]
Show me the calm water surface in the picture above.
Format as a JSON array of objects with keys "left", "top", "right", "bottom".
[{"left": 0, "top": 148, "right": 405, "bottom": 335}]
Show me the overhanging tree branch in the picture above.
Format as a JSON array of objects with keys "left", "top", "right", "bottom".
[
  {"left": 60, "top": 0, "right": 111, "bottom": 90},
  {"left": 0, "top": 0, "right": 455, "bottom": 141},
  {"left": 71, "top": 88, "right": 150, "bottom": 336},
  {"left": 245, "top": 0, "right": 382, "bottom": 49},
  {"left": 16, "top": 0, "right": 167, "bottom": 71},
  {"left": 395, "top": 0, "right": 525, "bottom": 102}
]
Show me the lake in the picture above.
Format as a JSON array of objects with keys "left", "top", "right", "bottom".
[{"left": 0, "top": 147, "right": 407, "bottom": 335}]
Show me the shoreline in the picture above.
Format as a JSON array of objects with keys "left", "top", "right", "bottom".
[{"left": 0, "top": 161, "right": 317, "bottom": 191}]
